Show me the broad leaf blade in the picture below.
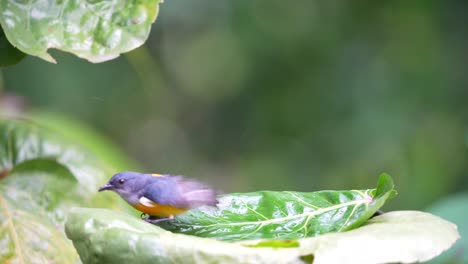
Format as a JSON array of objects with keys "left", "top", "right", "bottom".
[
  {"left": 65, "top": 208, "right": 304, "bottom": 264},
  {"left": 66, "top": 208, "right": 459, "bottom": 264},
  {"left": 3, "top": 158, "right": 123, "bottom": 223},
  {"left": 0, "top": 118, "right": 132, "bottom": 212},
  {"left": 0, "top": 118, "right": 136, "bottom": 262},
  {"left": 0, "top": 119, "right": 114, "bottom": 193},
  {"left": 0, "top": 0, "right": 161, "bottom": 63},
  {"left": 295, "top": 211, "right": 460, "bottom": 264},
  {"left": 158, "top": 174, "right": 396, "bottom": 241},
  {"left": 0, "top": 185, "right": 77, "bottom": 264}
]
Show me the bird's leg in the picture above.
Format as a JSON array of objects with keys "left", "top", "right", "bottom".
[
  {"left": 372, "top": 210, "right": 385, "bottom": 218},
  {"left": 143, "top": 215, "right": 175, "bottom": 224}
]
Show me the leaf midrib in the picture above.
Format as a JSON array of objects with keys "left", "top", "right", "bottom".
[{"left": 202, "top": 194, "right": 372, "bottom": 228}]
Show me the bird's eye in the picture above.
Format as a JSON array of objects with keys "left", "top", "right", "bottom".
[{"left": 118, "top": 179, "right": 126, "bottom": 184}]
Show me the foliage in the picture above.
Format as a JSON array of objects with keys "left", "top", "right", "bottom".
[
  {"left": 0, "top": 118, "right": 460, "bottom": 264},
  {"left": 0, "top": 118, "right": 132, "bottom": 263},
  {"left": 0, "top": 1, "right": 466, "bottom": 263},
  {"left": 66, "top": 208, "right": 459, "bottom": 264},
  {"left": 0, "top": 184, "right": 77, "bottom": 263},
  {"left": 4, "top": 2, "right": 466, "bottom": 213},
  {"left": 158, "top": 174, "right": 395, "bottom": 241},
  {"left": 0, "top": 0, "right": 161, "bottom": 63}
]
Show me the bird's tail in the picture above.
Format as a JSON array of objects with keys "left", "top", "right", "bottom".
[{"left": 176, "top": 177, "right": 218, "bottom": 208}]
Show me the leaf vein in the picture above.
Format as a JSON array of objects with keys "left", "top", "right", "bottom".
[
  {"left": 284, "top": 191, "right": 320, "bottom": 209},
  {"left": 338, "top": 204, "right": 359, "bottom": 232},
  {"left": 237, "top": 223, "right": 264, "bottom": 241},
  {"left": 202, "top": 198, "right": 371, "bottom": 228},
  {"left": 239, "top": 200, "right": 269, "bottom": 220},
  {"left": 0, "top": 193, "right": 24, "bottom": 264}
]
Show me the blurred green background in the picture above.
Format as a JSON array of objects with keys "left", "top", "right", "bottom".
[{"left": 1, "top": 1, "right": 467, "bottom": 211}]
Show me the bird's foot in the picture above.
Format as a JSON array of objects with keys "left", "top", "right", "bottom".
[
  {"left": 143, "top": 215, "right": 174, "bottom": 224},
  {"left": 372, "top": 210, "right": 385, "bottom": 218}
]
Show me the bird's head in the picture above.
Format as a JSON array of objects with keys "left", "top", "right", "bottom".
[{"left": 98, "top": 171, "right": 145, "bottom": 195}]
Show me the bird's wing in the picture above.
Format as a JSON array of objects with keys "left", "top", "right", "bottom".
[
  {"left": 142, "top": 176, "right": 217, "bottom": 209},
  {"left": 142, "top": 177, "right": 190, "bottom": 208},
  {"left": 138, "top": 196, "right": 158, "bottom": 207},
  {"left": 173, "top": 176, "right": 218, "bottom": 208}
]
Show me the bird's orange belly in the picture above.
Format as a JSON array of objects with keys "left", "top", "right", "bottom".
[{"left": 134, "top": 203, "right": 187, "bottom": 217}]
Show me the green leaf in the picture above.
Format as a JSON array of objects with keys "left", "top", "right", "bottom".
[
  {"left": 3, "top": 158, "right": 122, "bottom": 222},
  {"left": 295, "top": 211, "right": 460, "bottom": 264},
  {"left": 158, "top": 174, "right": 397, "bottom": 241},
  {"left": 65, "top": 208, "right": 459, "bottom": 264},
  {"left": 372, "top": 173, "right": 396, "bottom": 199},
  {"left": 0, "top": 0, "right": 161, "bottom": 63},
  {"left": 0, "top": 117, "right": 137, "bottom": 209},
  {"left": 4, "top": 159, "right": 79, "bottom": 216},
  {"left": 65, "top": 208, "right": 309, "bottom": 264},
  {"left": 0, "top": 28, "right": 26, "bottom": 67},
  {"left": 0, "top": 118, "right": 136, "bottom": 262},
  {"left": 0, "top": 184, "right": 77, "bottom": 264},
  {"left": 1, "top": 118, "right": 116, "bottom": 194}
]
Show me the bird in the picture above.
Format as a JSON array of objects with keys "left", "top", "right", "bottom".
[{"left": 98, "top": 171, "right": 217, "bottom": 223}]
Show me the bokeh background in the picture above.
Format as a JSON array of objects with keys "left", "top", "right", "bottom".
[{"left": 1, "top": 1, "right": 467, "bottom": 212}]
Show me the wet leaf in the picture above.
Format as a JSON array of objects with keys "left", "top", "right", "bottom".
[
  {"left": 294, "top": 211, "right": 460, "bottom": 264},
  {"left": 158, "top": 174, "right": 396, "bottom": 241},
  {"left": 0, "top": 118, "right": 117, "bottom": 194},
  {"left": 0, "top": 0, "right": 161, "bottom": 63},
  {"left": 66, "top": 208, "right": 305, "bottom": 264},
  {"left": 3, "top": 158, "right": 123, "bottom": 224},
  {"left": 0, "top": 118, "right": 135, "bottom": 262},
  {"left": 66, "top": 208, "right": 459, "bottom": 264},
  {"left": 4, "top": 159, "right": 79, "bottom": 220},
  {"left": 0, "top": 118, "right": 134, "bottom": 212},
  {"left": 0, "top": 185, "right": 77, "bottom": 264}
]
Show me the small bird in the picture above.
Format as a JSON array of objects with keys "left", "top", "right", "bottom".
[{"left": 98, "top": 171, "right": 217, "bottom": 223}]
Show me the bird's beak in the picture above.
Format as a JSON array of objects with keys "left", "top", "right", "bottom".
[{"left": 98, "top": 183, "right": 114, "bottom": 192}]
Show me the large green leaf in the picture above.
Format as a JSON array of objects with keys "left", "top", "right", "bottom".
[
  {"left": 158, "top": 174, "right": 396, "bottom": 241},
  {"left": 0, "top": 184, "right": 77, "bottom": 264},
  {"left": 1, "top": 118, "right": 116, "bottom": 194},
  {"left": 0, "top": 117, "right": 137, "bottom": 210},
  {"left": 0, "top": 118, "right": 135, "bottom": 262},
  {"left": 65, "top": 208, "right": 459, "bottom": 264},
  {"left": 3, "top": 158, "right": 122, "bottom": 222},
  {"left": 0, "top": 117, "right": 136, "bottom": 212},
  {"left": 0, "top": 0, "right": 161, "bottom": 63},
  {"left": 295, "top": 210, "right": 459, "bottom": 264}
]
